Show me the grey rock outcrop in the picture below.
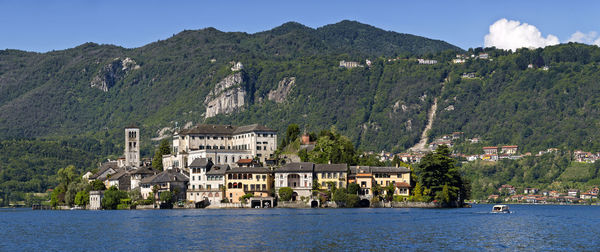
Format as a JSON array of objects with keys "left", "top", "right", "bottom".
[
  {"left": 267, "top": 77, "right": 295, "bottom": 103},
  {"left": 90, "top": 57, "right": 139, "bottom": 92},
  {"left": 204, "top": 73, "right": 246, "bottom": 118}
]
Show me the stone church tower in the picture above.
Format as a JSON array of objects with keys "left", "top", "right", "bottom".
[{"left": 125, "top": 125, "right": 140, "bottom": 167}]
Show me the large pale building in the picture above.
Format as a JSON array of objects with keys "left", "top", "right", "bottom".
[{"left": 162, "top": 124, "right": 277, "bottom": 172}]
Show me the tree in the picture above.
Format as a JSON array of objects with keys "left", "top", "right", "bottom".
[
  {"left": 348, "top": 183, "right": 360, "bottom": 195},
  {"left": 152, "top": 139, "right": 171, "bottom": 171},
  {"left": 383, "top": 184, "right": 395, "bottom": 202},
  {"left": 152, "top": 185, "right": 159, "bottom": 207},
  {"left": 278, "top": 187, "right": 293, "bottom": 201},
  {"left": 159, "top": 191, "right": 174, "bottom": 204},
  {"left": 91, "top": 180, "right": 106, "bottom": 191},
  {"left": 332, "top": 187, "right": 348, "bottom": 204},
  {"left": 101, "top": 186, "right": 129, "bottom": 210},
  {"left": 74, "top": 190, "right": 89, "bottom": 207},
  {"left": 417, "top": 145, "right": 469, "bottom": 206},
  {"left": 57, "top": 165, "right": 79, "bottom": 187},
  {"left": 239, "top": 193, "right": 253, "bottom": 203},
  {"left": 286, "top": 124, "right": 300, "bottom": 143},
  {"left": 345, "top": 194, "right": 360, "bottom": 207}
]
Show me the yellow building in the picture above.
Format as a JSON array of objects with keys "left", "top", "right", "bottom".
[
  {"left": 349, "top": 166, "right": 411, "bottom": 197},
  {"left": 225, "top": 167, "right": 273, "bottom": 203},
  {"left": 315, "top": 164, "right": 348, "bottom": 190}
]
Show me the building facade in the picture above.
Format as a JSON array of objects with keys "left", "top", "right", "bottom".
[
  {"left": 274, "top": 162, "right": 314, "bottom": 200},
  {"left": 89, "top": 191, "right": 103, "bottom": 210},
  {"left": 187, "top": 158, "right": 228, "bottom": 206},
  {"left": 348, "top": 165, "right": 412, "bottom": 198},
  {"left": 225, "top": 167, "right": 273, "bottom": 203},
  {"left": 162, "top": 124, "right": 277, "bottom": 172},
  {"left": 315, "top": 164, "right": 347, "bottom": 189}
]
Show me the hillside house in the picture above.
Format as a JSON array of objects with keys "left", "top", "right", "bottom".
[
  {"left": 483, "top": 147, "right": 498, "bottom": 155},
  {"left": 339, "top": 60, "right": 361, "bottom": 68},
  {"left": 461, "top": 73, "right": 476, "bottom": 78},
  {"left": 499, "top": 184, "right": 516, "bottom": 195},
  {"left": 501, "top": 145, "right": 518, "bottom": 155},
  {"left": 568, "top": 189, "right": 579, "bottom": 197},
  {"left": 523, "top": 188, "right": 538, "bottom": 194},
  {"left": 418, "top": 59, "right": 437, "bottom": 65}
]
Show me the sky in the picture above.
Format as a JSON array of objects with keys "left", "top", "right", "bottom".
[{"left": 1, "top": 0, "right": 599, "bottom": 52}]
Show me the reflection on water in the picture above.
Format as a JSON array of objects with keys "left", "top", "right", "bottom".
[{"left": 0, "top": 204, "right": 599, "bottom": 251}]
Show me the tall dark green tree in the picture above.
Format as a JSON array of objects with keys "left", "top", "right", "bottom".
[
  {"left": 417, "top": 145, "right": 469, "bottom": 206},
  {"left": 152, "top": 139, "right": 171, "bottom": 171}
]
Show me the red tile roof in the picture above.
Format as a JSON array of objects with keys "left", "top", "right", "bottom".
[
  {"left": 236, "top": 159, "right": 254, "bottom": 164},
  {"left": 395, "top": 182, "right": 411, "bottom": 188}
]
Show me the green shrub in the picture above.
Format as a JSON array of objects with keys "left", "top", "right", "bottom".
[{"left": 278, "top": 187, "right": 293, "bottom": 201}]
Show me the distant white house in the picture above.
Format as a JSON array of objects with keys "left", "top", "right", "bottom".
[{"left": 418, "top": 59, "right": 437, "bottom": 65}]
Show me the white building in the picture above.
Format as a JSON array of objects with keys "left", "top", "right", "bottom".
[
  {"left": 418, "top": 59, "right": 438, "bottom": 65},
  {"left": 162, "top": 124, "right": 277, "bottom": 172},
  {"left": 274, "top": 162, "right": 314, "bottom": 200},
  {"left": 187, "top": 158, "right": 229, "bottom": 206},
  {"left": 89, "top": 191, "right": 103, "bottom": 210},
  {"left": 130, "top": 166, "right": 157, "bottom": 190}
]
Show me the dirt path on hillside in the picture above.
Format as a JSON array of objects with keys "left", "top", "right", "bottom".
[
  {"left": 409, "top": 80, "right": 446, "bottom": 152},
  {"left": 409, "top": 97, "right": 438, "bottom": 152}
]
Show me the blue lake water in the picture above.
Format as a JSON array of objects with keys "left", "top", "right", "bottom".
[{"left": 1, "top": 204, "right": 598, "bottom": 251}]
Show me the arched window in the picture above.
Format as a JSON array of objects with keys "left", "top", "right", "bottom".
[
  {"left": 243, "top": 174, "right": 247, "bottom": 180},
  {"left": 228, "top": 183, "right": 232, "bottom": 189},
  {"left": 233, "top": 182, "right": 237, "bottom": 188},
  {"left": 233, "top": 174, "right": 238, "bottom": 179},
  {"left": 228, "top": 174, "right": 232, "bottom": 179},
  {"left": 238, "top": 182, "right": 243, "bottom": 189}
]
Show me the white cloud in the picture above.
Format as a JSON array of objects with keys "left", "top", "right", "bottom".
[
  {"left": 568, "top": 31, "right": 600, "bottom": 46},
  {"left": 484, "top": 18, "right": 559, "bottom": 51}
]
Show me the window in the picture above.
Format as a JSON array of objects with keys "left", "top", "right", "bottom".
[
  {"left": 199, "top": 136, "right": 205, "bottom": 139},
  {"left": 192, "top": 136, "right": 195, "bottom": 140},
  {"left": 207, "top": 185, "right": 211, "bottom": 190},
  {"left": 192, "top": 176, "right": 195, "bottom": 181},
  {"left": 262, "top": 184, "right": 266, "bottom": 190},
  {"left": 262, "top": 175, "right": 266, "bottom": 181},
  {"left": 257, "top": 146, "right": 261, "bottom": 150}
]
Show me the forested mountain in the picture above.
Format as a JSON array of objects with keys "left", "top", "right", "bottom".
[{"left": 2, "top": 20, "right": 600, "bottom": 200}]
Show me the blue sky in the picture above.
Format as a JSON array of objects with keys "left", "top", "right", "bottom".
[{"left": 1, "top": 0, "right": 599, "bottom": 52}]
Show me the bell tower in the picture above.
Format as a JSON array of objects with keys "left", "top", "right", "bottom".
[{"left": 125, "top": 125, "right": 140, "bottom": 167}]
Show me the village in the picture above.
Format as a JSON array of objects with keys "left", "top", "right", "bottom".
[{"left": 83, "top": 124, "right": 413, "bottom": 210}]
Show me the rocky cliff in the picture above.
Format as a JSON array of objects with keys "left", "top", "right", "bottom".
[
  {"left": 267, "top": 77, "right": 295, "bottom": 103},
  {"left": 90, "top": 57, "right": 139, "bottom": 92},
  {"left": 204, "top": 72, "right": 246, "bottom": 118}
]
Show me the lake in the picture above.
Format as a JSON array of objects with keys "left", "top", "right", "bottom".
[{"left": 1, "top": 204, "right": 598, "bottom": 251}]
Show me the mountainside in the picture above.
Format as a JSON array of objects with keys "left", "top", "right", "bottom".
[
  {"left": 3, "top": 21, "right": 600, "bottom": 155},
  {"left": 0, "top": 20, "right": 459, "bottom": 149}
]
